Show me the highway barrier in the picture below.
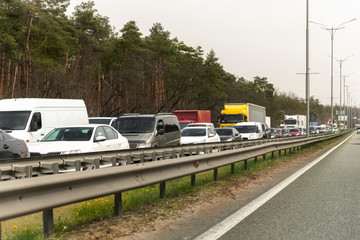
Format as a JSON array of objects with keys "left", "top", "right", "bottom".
[{"left": 0, "top": 132, "right": 349, "bottom": 239}]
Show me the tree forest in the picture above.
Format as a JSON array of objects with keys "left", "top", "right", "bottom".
[{"left": 1, "top": 0, "right": 339, "bottom": 127}]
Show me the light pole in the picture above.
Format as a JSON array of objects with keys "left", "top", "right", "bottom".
[
  {"left": 336, "top": 55, "right": 354, "bottom": 129},
  {"left": 305, "top": 0, "right": 310, "bottom": 137},
  {"left": 310, "top": 18, "right": 356, "bottom": 132}
]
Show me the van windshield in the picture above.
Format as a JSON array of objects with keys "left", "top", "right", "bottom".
[
  {"left": 0, "top": 111, "right": 31, "bottom": 130},
  {"left": 235, "top": 125, "right": 258, "bottom": 133},
  {"left": 112, "top": 117, "right": 155, "bottom": 133},
  {"left": 284, "top": 119, "right": 297, "bottom": 125}
]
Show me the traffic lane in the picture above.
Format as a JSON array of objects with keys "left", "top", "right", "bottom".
[{"left": 220, "top": 133, "right": 360, "bottom": 240}]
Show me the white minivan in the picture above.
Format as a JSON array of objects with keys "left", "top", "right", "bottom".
[
  {"left": 0, "top": 98, "right": 89, "bottom": 143},
  {"left": 234, "top": 122, "right": 263, "bottom": 140}
]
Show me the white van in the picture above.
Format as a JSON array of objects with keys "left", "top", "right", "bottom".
[
  {"left": 0, "top": 98, "right": 89, "bottom": 143},
  {"left": 234, "top": 122, "right": 263, "bottom": 140}
]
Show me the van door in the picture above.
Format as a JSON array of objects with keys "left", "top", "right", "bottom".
[
  {"left": 163, "top": 117, "right": 180, "bottom": 146},
  {"left": 27, "top": 112, "right": 43, "bottom": 142},
  {"left": 257, "top": 123, "right": 263, "bottom": 139},
  {"left": 155, "top": 120, "right": 166, "bottom": 147}
]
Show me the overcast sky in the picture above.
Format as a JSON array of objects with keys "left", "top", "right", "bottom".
[{"left": 68, "top": 0, "right": 360, "bottom": 107}]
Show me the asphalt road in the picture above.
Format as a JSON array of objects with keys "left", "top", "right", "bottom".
[{"left": 197, "top": 132, "right": 360, "bottom": 240}]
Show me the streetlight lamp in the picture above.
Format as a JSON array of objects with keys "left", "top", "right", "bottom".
[
  {"left": 335, "top": 54, "right": 354, "bottom": 129},
  {"left": 310, "top": 18, "right": 356, "bottom": 132}
]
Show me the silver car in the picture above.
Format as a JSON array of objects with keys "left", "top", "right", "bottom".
[{"left": 0, "top": 129, "right": 29, "bottom": 159}]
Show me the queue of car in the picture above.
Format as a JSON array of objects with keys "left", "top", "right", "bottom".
[{"left": 0, "top": 97, "right": 345, "bottom": 160}]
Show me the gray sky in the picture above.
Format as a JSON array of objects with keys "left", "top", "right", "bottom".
[{"left": 68, "top": 0, "right": 360, "bottom": 107}]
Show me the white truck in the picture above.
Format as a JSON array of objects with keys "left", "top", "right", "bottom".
[
  {"left": 281, "top": 115, "right": 306, "bottom": 129},
  {"left": 0, "top": 98, "right": 89, "bottom": 143}
]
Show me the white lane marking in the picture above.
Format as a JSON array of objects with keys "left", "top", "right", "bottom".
[{"left": 195, "top": 132, "right": 355, "bottom": 240}]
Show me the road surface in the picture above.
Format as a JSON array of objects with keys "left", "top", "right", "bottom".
[{"left": 195, "top": 132, "right": 360, "bottom": 240}]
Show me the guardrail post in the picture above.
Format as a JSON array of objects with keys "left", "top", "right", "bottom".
[
  {"left": 278, "top": 150, "right": 281, "bottom": 156},
  {"left": 244, "top": 160, "right": 248, "bottom": 170},
  {"left": 52, "top": 163, "right": 59, "bottom": 174},
  {"left": 43, "top": 209, "right": 54, "bottom": 238},
  {"left": 214, "top": 168, "right": 218, "bottom": 181},
  {"left": 191, "top": 174, "right": 196, "bottom": 187},
  {"left": 231, "top": 163, "right": 235, "bottom": 174},
  {"left": 263, "top": 154, "right": 266, "bottom": 161},
  {"left": 254, "top": 156, "right": 258, "bottom": 164},
  {"left": 284, "top": 149, "right": 287, "bottom": 155},
  {"left": 271, "top": 151, "right": 274, "bottom": 159},
  {"left": 25, "top": 166, "right": 33, "bottom": 178},
  {"left": 75, "top": 160, "right": 81, "bottom": 171},
  {"left": 114, "top": 192, "right": 122, "bottom": 216},
  {"left": 160, "top": 182, "right": 166, "bottom": 198}
]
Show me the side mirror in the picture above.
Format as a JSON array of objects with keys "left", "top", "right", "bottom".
[
  {"left": 157, "top": 128, "right": 165, "bottom": 135},
  {"left": 95, "top": 136, "right": 106, "bottom": 142}
]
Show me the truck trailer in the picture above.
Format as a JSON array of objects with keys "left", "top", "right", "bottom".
[
  {"left": 172, "top": 110, "right": 211, "bottom": 129},
  {"left": 219, "top": 103, "right": 266, "bottom": 128}
]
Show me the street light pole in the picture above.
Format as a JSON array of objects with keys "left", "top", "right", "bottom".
[
  {"left": 336, "top": 55, "right": 354, "bottom": 129},
  {"left": 305, "top": 0, "right": 310, "bottom": 137},
  {"left": 310, "top": 18, "right": 356, "bottom": 132}
]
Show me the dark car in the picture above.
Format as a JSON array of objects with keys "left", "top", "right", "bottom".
[
  {"left": 0, "top": 129, "right": 29, "bottom": 159},
  {"left": 269, "top": 128, "right": 277, "bottom": 138},
  {"left": 214, "top": 128, "right": 242, "bottom": 142}
]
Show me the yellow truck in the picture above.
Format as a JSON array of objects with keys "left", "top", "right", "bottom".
[{"left": 219, "top": 103, "right": 266, "bottom": 128}]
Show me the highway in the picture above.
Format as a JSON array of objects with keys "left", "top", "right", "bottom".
[{"left": 195, "top": 132, "right": 360, "bottom": 240}]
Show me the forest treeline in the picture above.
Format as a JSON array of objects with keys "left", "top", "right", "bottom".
[{"left": 1, "top": 0, "right": 335, "bottom": 127}]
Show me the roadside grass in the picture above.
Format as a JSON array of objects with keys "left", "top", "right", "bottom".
[{"left": 2, "top": 136, "right": 343, "bottom": 240}]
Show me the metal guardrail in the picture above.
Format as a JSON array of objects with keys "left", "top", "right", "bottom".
[
  {"left": 0, "top": 134, "right": 329, "bottom": 181},
  {"left": 0, "top": 131, "right": 349, "bottom": 239}
]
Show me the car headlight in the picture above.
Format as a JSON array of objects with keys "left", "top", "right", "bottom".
[
  {"left": 225, "top": 138, "right": 233, "bottom": 142},
  {"left": 249, "top": 134, "right": 256, "bottom": 139},
  {"left": 61, "top": 149, "right": 81, "bottom": 155}
]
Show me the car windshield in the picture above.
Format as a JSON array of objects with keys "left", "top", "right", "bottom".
[
  {"left": 235, "top": 125, "right": 257, "bottom": 133},
  {"left": 215, "top": 128, "right": 233, "bottom": 136},
  {"left": 112, "top": 117, "right": 155, "bottom": 133},
  {"left": 42, "top": 127, "right": 93, "bottom": 142},
  {"left": 290, "top": 129, "right": 299, "bottom": 132},
  {"left": 89, "top": 118, "right": 111, "bottom": 124},
  {"left": 220, "top": 114, "right": 244, "bottom": 123},
  {"left": 181, "top": 128, "right": 206, "bottom": 137},
  {"left": 179, "top": 122, "right": 191, "bottom": 129},
  {"left": 0, "top": 111, "right": 31, "bottom": 130},
  {"left": 284, "top": 119, "right": 297, "bottom": 125}
]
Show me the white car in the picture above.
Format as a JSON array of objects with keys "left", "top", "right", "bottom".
[
  {"left": 234, "top": 122, "right": 263, "bottom": 140},
  {"left": 28, "top": 124, "right": 129, "bottom": 156},
  {"left": 180, "top": 126, "right": 220, "bottom": 145}
]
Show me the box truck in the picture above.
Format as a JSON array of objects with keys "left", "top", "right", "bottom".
[
  {"left": 0, "top": 98, "right": 89, "bottom": 143},
  {"left": 219, "top": 103, "right": 266, "bottom": 128},
  {"left": 172, "top": 110, "right": 211, "bottom": 129},
  {"left": 281, "top": 115, "right": 306, "bottom": 129}
]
